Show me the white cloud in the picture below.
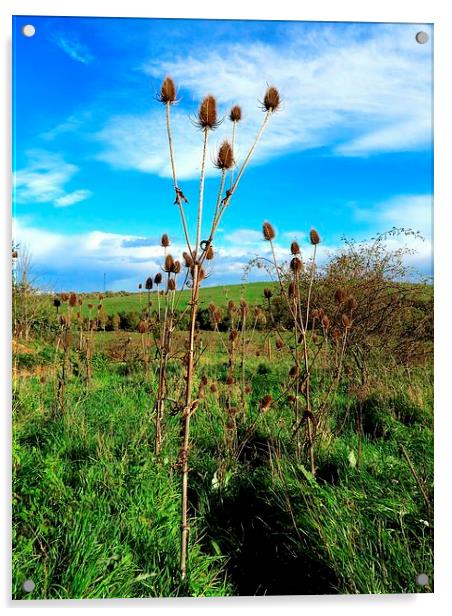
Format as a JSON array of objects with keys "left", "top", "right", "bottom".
[
  {"left": 53, "top": 33, "right": 93, "bottom": 64},
  {"left": 96, "top": 24, "right": 432, "bottom": 179},
  {"left": 354, "top": 194, "right": 433, "bottom": 238},
  {"left": 13, "top": 150, "right": 92, "bottom": 208}
]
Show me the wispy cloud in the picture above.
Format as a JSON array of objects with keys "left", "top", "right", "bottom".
[
  {"left": 95, "top": 24, "right": 432, "bottom": 179},
  {"left": 354, "top": 194, "right": 433, "bottom": 238},
  {"left": 53, "top": 33, "right": 94, "bottom": 64},
  {"left": 13, "top": 150, "right": 92, "bottom": 207}
]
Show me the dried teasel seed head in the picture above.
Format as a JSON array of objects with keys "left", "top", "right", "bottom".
[
  {"left": 245, "top": 385, "right": 252, "bottom": 394},
  {"left": 173, "top": 260, "right": 181, "bottom": 274},
  {"left": 210, "top": 383, "right": 218, "bottom": 393},
  {"left": 335, "top": 288, "right": 347, "bottom": 304},
  {"left": 262, "top": 85, "right": 281, "bottom": 112},
  {"left": 138, "top": 320, "right": 148, "bottom": 334},
  {"left": 53, "top": 298, "right": 61, "bottom": 308},
  {"left": 229, "top": 329, "right": 238, "bottom": 342},
  {"left": 97, "top": 304, "right": 102, "bottom": 311},
  {"left": 260, "top": 394, "right": 273, "bottom": 411},
  {"left": 310, "top": 228, "right": 321, "bottom": 245},
  {"left": 290, "top": 241, "right": 300, "bottom": 255},
  {"left": 346, "top": 296, "right": 358, "bottom": 312},
  {"left": 201, "top": 375, "right": 208, "bottom": 386},
  {"left": 78, "top": 298, "right": 83, "bottom": 306},
  {"left": 318, "top": 308, "right": 325, "bottom": 320},
  {"left": 311, "top": 308, "right": 319, "bottom": 319},
  {"left": 289, "top": 365, "right": 299, "bottom": 377},
  {"left": 262, "top": 221, "right": 276, "bottom": 241},
  {"left": 62, "top": 332, "right": 72, "bottom": 349},
  {"left": 98, "top": 293, "right": 104, "bottom": 301},
  {"left": 290, "top": 257, "right": 302, "bottom": 272},
  {"left": 263, "top": 288, "right": 273, "bottom": 299},
  {"left": 69, "top": 293, "right": 77, "bottom": 307},
  {"left": 61, "top": 293, "right": 69, "bottom": 302},
  {"left": 228, "top": 300, "right": 236, "bottom": 312},
  {"left": 229, "top": 105, "right": 242, "bottom": 122},
  {"left": 226, "top": 418, "right": 235, "bottom": 430},
  {"left": 159, "top": 76, "right": 177, "bottom": 104},
  {"left": 138, "top": 283, "right": 142, "bottom": 289},
  {"left": 205, "top": 245, "right": 214, "bottom": 260},
  {"left": 12, "top": 249, "right": 18, "bottom": 259},
  {"left": 161, "top": 233, "right": 170, "bottom": 248},
  {"left": 182, "top": 251, "right": 193, "bottom": 267},
  {"left": 321, "top": 315, "right": 330, "bottom": 329},
  {"left": 87, "top": 303, "right": 93, "bottom": 310},
  {"left": 40, "top": 375, "right": 46, "bottom": 384},
  {"left": 226, "top": 375, "right": 235, "bottom": 386},
  {"left": 154, "top": 273, "right": 162, "bottom": 285},
  {"left": 145, "top": 277, "right": 153, "bottom": 290},
  {"left": 168, "top": 278, "right": 176, "bottom": 291},
  {"left": 288, "top": 282, "right": 296, "bottom": 298},
  {"left": 240, "top": 298, "right": 248, "bottom": 309},
  {"left": 312, "top": 333, "right": 318, "bottom": 343},
  {"left": 342, "top": 313, "right": 352, "bottom": 328},
  {"left": 198, "top": 95, "right": 218, "bottom": 129},
  {"left": 208, "top": 302, "right": 217, "bottom": 313},
  {"left": 215, "top": 140, "right": 235, "bottom": 170},
  {"left": 276, "top": 338, "right": 284, "bottom": 350},
  {"left": 164, "top": 254, "right": 175, "bottom": 273}
]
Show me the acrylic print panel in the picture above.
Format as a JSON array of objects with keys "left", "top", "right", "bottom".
[{"left": 12, "top": 15, "right": 433, "bottom": 599}]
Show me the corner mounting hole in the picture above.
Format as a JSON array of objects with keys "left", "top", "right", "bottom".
[
  {"left": 415, "top": 31, "right": 429, "bottom": 44},
  {"left": 416, "top": 573, "right": 429, "bottom": 587},
  {"left": 22, "top": 579, "right": 35, "bottom": 593},
  {"left": 22, "top": 24, "right": 36, "bottom": 38}
]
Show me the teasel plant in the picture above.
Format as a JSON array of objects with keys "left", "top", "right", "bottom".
[{"left": 157, "top": 76, "right": 280, "bottom": 580}]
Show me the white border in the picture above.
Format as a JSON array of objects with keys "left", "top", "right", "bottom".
[{"left": 2, "top": 1, "right": 451, "bottom": 614}]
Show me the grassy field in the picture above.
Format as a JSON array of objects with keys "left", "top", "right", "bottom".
[{"left": 12, "top": 328, "right": 433, "bottom": 598}]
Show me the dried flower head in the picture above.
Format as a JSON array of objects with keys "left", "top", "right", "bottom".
[
  {"left": 276, "top": 338, "right": 284, "bottom": 350},
  {"left": 260, "top": 394, "right": 273, "bottom": 412},
  {"left": 205, "top": 245, "right": 214, "bottom": 260},
  {"left": 168, "top": 278, "right": 176, "bottom": 291},
  {"left": 262, "top": 221, "right": 276, "bottom": 241},
  {"left": 290, "top": 241, "right": 300, "bottom": 255},
  {"left": 138, "top": 283, "right": 142, "bottom": 290},
  {"left": 145, "top": 277, "right": 153, "bottom": 290},
  {"left": 197, "top": 95, "right": 219, "bottom": 129},
  {"left": 161, "top": 233, "right": 170, "bottom": 248},
  {"left": 229, "top": 329, "right": 239, "bottom": 342},
  {"left": 61, "top": 293, "right": 69, "bottom": 302},
  {"left": 262, "top": 86, "right": 281, "bottom": 112},
  {"left": 245, "top": 385, "right": 252, "bottom": 394},
  {"left": 229, "top": 105, "right": 242, "bottom": 122},
  {"left": 164, "top": 254, "right": 175, "bottom": 272},
  {"left": 311, "top": 308, "right": 319, "bottom": 320},
  {"left": 335, "top": 288, "right": 347, "bottom": 304},
  {"left": 53, "top": 298, "right": 61, "bottom": 309},
  {"left": 342, "top": 313, "right": 352, "bottom": 329},
  {"left": 138, "top": 320, "right": 148, "bottom": 334},
  {"left": 12, "top": 249, "right": 18, "bottom": 259},
  {"left": 321, "top": 315, "right": 330, "bottom": 329},
  {"left": 87, "top": 303, "right": 93, "bottom": 310},
  {"left": 228, "top": 300, "right": 236, "bottom": 313},
  {"left": 226, "top": 375, "right": 235, "bottom": 386},
  {"left": 159, "top": 76, "right": 177, "bottom": 104},
  {"left": 173, "top": 260, "right": 181, "bottom": 274},
  {"left": 290, "top": 257, "right": 302, "bottom": 272},
  {"left": 69, "top": 293, "right": 77, "bottom": 307},
  {"left": 345, "top": 296, "right": 358, "bottom": 312},
  {"left": 215, "top": 140, "right": 235, "bottom": 170},
  {"left": 154, "top": 273, "right": 162, "bottom": 285},
  {"left": 182, "top": 251, "right": 193, "bottom": 267},
  {"left": 264, "top": 288, "right": 273, "bottom": 299},
  {"left": 310, "top": 229, "right": 321, "bottom": 245},
  {"left": 289, "top": 365, "right": 299, "bottom": 378},
  {"left": 210, "top": 383, "right": 218, "bottom": 393}
]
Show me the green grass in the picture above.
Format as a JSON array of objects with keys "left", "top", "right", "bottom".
[{"left": 12, "top": 341, "right": 433, "bottom": 598}]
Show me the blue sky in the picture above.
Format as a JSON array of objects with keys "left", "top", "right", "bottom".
[{"left": 12, "top": 16, "right": 433, "bottom": 291}]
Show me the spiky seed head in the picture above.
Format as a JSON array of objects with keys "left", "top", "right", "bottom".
[
  {"left": 154, "top": 273, "right": 162, "bottom": 285},
  {"left": 164, "top": 254, "right": 174, "bottom": 272},
  {"left": 321, "top": 315, "right": 330, "bottom": 329},
  {"left": 318, "top": 308, "right": 325, "bottom": 319},
  {"left": 198, "top": 95, "right": 218, "bottom": 129},
  {"left": 138, "top": 320, "right": 148, "bottom": 334},
  {"left": 97, "top": 304, "right": 102, "bottom": 311},
  {"left": 229, "top": 329, "right": 238, "bottom": 342},
  {"left": 98, "top": 293, "right": 104, "bottom": 301},
  {"left": 12, "top": 249, "right": 18, "bottom": 259},
  {"left": 276, "top": 338, "right": 284, "bottom": 350},
  {"left": 262, "top": 221, "right": 276, "bottom": 241},
  {"left": 173, "top": 260, "right": 181, "bottom": 274},
  {"left": 215, "top": 140, "right": 235, "bottom": 170},
  {"left": 312, "top": 333, "right": 318, "bottom": 343},
  {"left": 53, "top": 298, "right": 61, "bottom": 308},
  {"left": 311, "top": 308, "right": 319, "bottom": 319},
  {"left": 198, "top": 266, "right": 206, "bottom": 282},
  {"left": 206, "top": 245, "right": 214, "bottom": 260},
  {"left": 342, "top": 313, "right": 352, "bottom": 328},
  {"left": 159, "top": 76, "right": 176, "bottom": 104},
  {"left": 264, "top": 288, "right": 273, "bottom": 299},
  {"left": 208, "top": 302, "right": 217, "bottom": 313},
  {"left": 226, "top": 375, "right": 235, "bottom": 386},
  {"left": 288, "top": 282, "right": 296, "bottom": 298},
  {"left": 69, "top": 293, "right": 77, "bottom": 307},
  {"left": 226, "top": 418, "right": 235, "bottom": 430},
  {"left": 262, "top": 86, "right": 281, "bottom": 112},
  {"left": 145, "top": 277, "right": 153, "bottom": 290},
  {"left": 310, "top": 229, "right": 321, "bottom": 245},
  {"left": 40, "top": 375, "right": 46, "bottom": 384},
  {"left": 289, "top": 365, "right": 299, "bottom": 377},
  {"left": 182, "top": 251, "right": 193, "bottom": 267},
  {"left": 87, "top": 303, "right": 93, "bottom": 310},
  {"left": 240, "top": 298, "right": 248, "bottom": 309},
  {"left": 290, "top": 241, "right": 300, "bottom": 255},
  {"left": 332, "top": 328, "right": 341, "bottom": 341},
  {"left": 229, "top": 105, "right": 242, "bottom": 122},
  {"left": 214, "top": 309, "right": 222, "bottom": 324},
  {"left": 290, "top": 257, "right": 302, "bottom": 272},
  {"left": 138, "top": 283, "right": 142, "bottom": 289},
  {"left": 201, "top": 375, "right": 208, "bottom": 386},
  {"left": 62, "top": 332, "right": 72, "bottom": 349},
  {"left": 245, "top": 385, "right": 252, "bottom": 394},
  {"left": 210, "top": 383, "right": 218, "bottom": 393},
  {"left": 228, "top": 300, "right": 236, "bottom": 312},
  {"left": 260, "top": 394, "right": 273, "bottom": 411},
  {"left": 168, "top": 278, "right": 176, "bottom": 291},
  {"left": 61, "top": 293, "right": 69, "bottom": 302},
  {"left": 346, "top": 296, "right": 358, "bottom": 312},
  {"left": 335, "top": 288, "right": 347, "bottom": 304},
  {"left": 161, "top": 233, "right": 170, "bottom": 247}
]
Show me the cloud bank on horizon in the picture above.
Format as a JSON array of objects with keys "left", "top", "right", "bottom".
[{"left": 12, "top": 17, "right": 433, "bottom": 291}]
